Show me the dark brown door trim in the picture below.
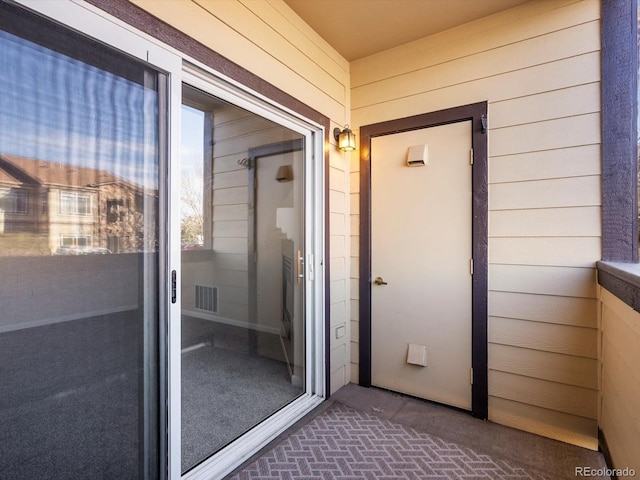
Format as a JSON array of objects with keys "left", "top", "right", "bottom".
[{"left": 359, "top": 102, "right": 488, "bottom": 419}]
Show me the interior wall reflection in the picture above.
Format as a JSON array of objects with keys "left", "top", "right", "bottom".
[{"left": 180, "top": 84, "right": 305, "bottom": 473}]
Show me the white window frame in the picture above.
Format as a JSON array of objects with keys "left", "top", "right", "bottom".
[
  {"left": 14, "top": 2, "right": 326, "bottom": 479},
  {"left": 0, "top": 187, "right": 29, "bottom": 214},
  {"left": 60, "top": 234, "right": 91, "bottom": 247},
  {"left": 60, "top": 191, "right": 92, "bottom": 216}
]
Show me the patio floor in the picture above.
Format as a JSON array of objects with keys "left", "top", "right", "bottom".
[{"left": 228, "top": 383, "right": 610, "bottom": 479}]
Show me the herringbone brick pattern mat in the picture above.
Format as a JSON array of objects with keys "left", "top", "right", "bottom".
[{"left": 231, "top": 403, "right": 553, "bottom": 479}]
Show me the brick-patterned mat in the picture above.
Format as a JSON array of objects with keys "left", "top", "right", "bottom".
[{"left": 231, "top": 402, "right": 554, "bottom": 479}]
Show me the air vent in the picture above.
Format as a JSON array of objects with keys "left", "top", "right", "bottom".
[{"left": 195, "top": 285, "right": 218, "bottom": 313}]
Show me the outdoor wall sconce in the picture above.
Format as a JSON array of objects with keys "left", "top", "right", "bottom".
[
  {"left": 275, "top": 164, "right": 293, "bottom": 182},
  {"left": 333, "top": 124, "right": 356, "bottom": 152}
]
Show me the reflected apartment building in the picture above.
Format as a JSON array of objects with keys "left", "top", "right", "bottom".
[{"left": 0, "top": 154, "right": 156, "bottom": 255}]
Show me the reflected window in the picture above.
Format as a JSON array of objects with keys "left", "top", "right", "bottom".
[
  {"left": 60, "top": 191, "right": 91, "bottom": 215},
  {"left": 60, "top": 234, "right": 91, "bottom": 247},
  {"left": 0, "top": 188, "right": 28, "bottom": 214}
]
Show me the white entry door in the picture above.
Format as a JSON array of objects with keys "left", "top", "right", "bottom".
[{"left": 371, "top": 121, "right": 473, "bottom": 410}]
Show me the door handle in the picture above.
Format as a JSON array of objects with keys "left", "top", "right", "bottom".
[
  {"left": 296, "top": 250, "right": 304, "bottom": 284},
  {"left": 373, "top": 276, "right": 388, "bottom": 286},
  {"left": 171, "top": 270, "right": 177, "bottom": 303}
]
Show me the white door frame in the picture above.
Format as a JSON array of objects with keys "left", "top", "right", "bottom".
[
  {"left": 358, "top": 103, "right": 489, "bottom": 420},
  {"left": 175, "top": 65, "right": 326, "bottom": 480}
]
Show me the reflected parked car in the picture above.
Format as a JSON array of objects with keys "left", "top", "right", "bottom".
[
  {"left": 54, "top": 246, "right": 112, "bottom": 255},
  {"left": 181, "top": 243, "right": 204, "bottom": 251}
]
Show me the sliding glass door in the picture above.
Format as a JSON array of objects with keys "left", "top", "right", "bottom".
[
  {"left": 179, "top": 84, "right": 307, "bottom": 473},
  {"left": 0, "top": 3, "right": 165, "bottom": 479},
  {"left": 2, "top": 3, "right": 325, "bottom": 479}
]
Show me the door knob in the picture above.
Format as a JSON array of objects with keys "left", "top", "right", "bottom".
[{"left": 373, "top": 276, "right": 388, "bottom": 286}]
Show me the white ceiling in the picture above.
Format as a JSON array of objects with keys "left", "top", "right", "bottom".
[{"left": 283, "top": 0, "right": 532, "bottom": 61}]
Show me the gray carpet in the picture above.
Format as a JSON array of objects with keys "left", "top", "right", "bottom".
[
  {"left": 0, "top": 312, "right": 142, "bottom": 480},
  {"left": 181, "top": 317, "right": 303, "bottom": 473},
  {"left": 0, "top": 313, "right": 302, "bottom": 478}
]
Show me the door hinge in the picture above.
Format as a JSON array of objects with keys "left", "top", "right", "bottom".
[
  {"left": 470, "top": 148, "right": 474, "bottom": 165},
  {"left": 470, "top": 368, "right": 474, "bottom": 385},
  {"left": 470, "top": 258, "right": 474, "bottom": 275}
]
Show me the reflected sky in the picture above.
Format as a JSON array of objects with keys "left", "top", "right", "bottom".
[
  {"left": 180, "top": 104, "right": 204, "bottom": 222},
  {"left": 0, "top": 30, "right": 158, "bottom": 188}
]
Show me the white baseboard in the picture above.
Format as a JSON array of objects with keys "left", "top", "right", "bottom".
[{"left": 182, "top": 309, "right": 280, "bottom": 336}]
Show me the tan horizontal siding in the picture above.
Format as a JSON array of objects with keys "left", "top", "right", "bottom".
[
  {"left": 489, "top": 370, "right": 597, "bottom": 419},
  {"left": 489, "top": 144, "right": 600, "bottom": 184},
  {"left": 489, "top": 344, "right": 597, "bottom": 389},
  {"left": 490, "top": 206, "right": 601, "bottom": 237},
  {"left": 599, "top": 288, "right": 640, "bottom": 472},
  {"left": 212, "top": 204, "right": 248, "bottom": 221},
  {"left": 602, "top": 344, "right": 640, "bottom": 435},
  {"left": 489, "top": 265, "right": 597, "bottom": 298},
  {"left": 350, "top": 0, "right": 600, "bottom": 447},
  {"left": 490, "top": 113, "right": 601, "bottom": 157},
  {"left": 489, "top": 317, "right": 597, "bottom": 359},
  {"left": 350, "top": 0, "right": 597, "bottom": 87},
  {"left": 212, "top": 237, "right": 247, "bottom": 254},
  {"left": 211, "top": 220, "right": 246, "bottom": 238},
  {"left": 489, "top": 291, "right": 597, "bottom": 328},
  {"left": 352, "top": 21, "right": 599, "bottom": 110},
  {"left": 213, "top": 116, "right": 276, "bottom": 142},
  {"left": 212, "top": 186, "right": 248, "bottom": 205},
  {"left": 352, "top": 52, "right": 600, "bottom": 127},
  {"left": 489, "top": 396, "right": 597, "bottom": 450},
  {"left": 132, "top": 0, "right": 348, "bottom": 120},
  {"left": 194, "top": 0, "right": 347, "bottom": 98},
  {"left": 212, "top": 170, "right": 248, "bottom": 190},
  {"left": 490, "top": 82, "right": 600, "bottom": 129},
  {"left": 489, "top": 237, "right": 600, "bottom": 268},
  {"left": 256, "top": 0, "right": 350, "bottom": 81}
]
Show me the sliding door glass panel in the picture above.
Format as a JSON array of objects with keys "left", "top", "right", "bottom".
[
  {"left": 181, "top": 84, "right": 305, "bottom": 473},
  {"left": 0, "top": 4, "right": 163, "bottom": 479}
]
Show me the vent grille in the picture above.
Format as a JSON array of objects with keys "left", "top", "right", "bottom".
[{"left": 195, "top": 285, "right": 218, "bottom": 313}]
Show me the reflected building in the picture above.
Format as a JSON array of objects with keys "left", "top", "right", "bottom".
[{"left": 0, "top": 155, "right": 157, "bottom": 255}]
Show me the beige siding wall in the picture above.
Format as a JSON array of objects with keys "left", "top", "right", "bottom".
[
  {"left": 131, "top": 0, "right": 352, "bottom": 393},
  {"left": 598, "top": 287, "right": 640, "bottom": 472},
  {"left": 350, "top": 0, "right": 600, "bottom": 448}
]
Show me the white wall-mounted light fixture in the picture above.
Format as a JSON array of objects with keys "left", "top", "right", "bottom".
[
  {"left": 407, "top": 144, "right": 428, "bottom": 167},
  {"left": 333, "top": 124, "right": 356, "bottom": 152}
]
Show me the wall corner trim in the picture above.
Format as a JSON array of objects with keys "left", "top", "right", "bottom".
[{"left": 601, "top": 0, "right": 639, "bottom": 262}]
